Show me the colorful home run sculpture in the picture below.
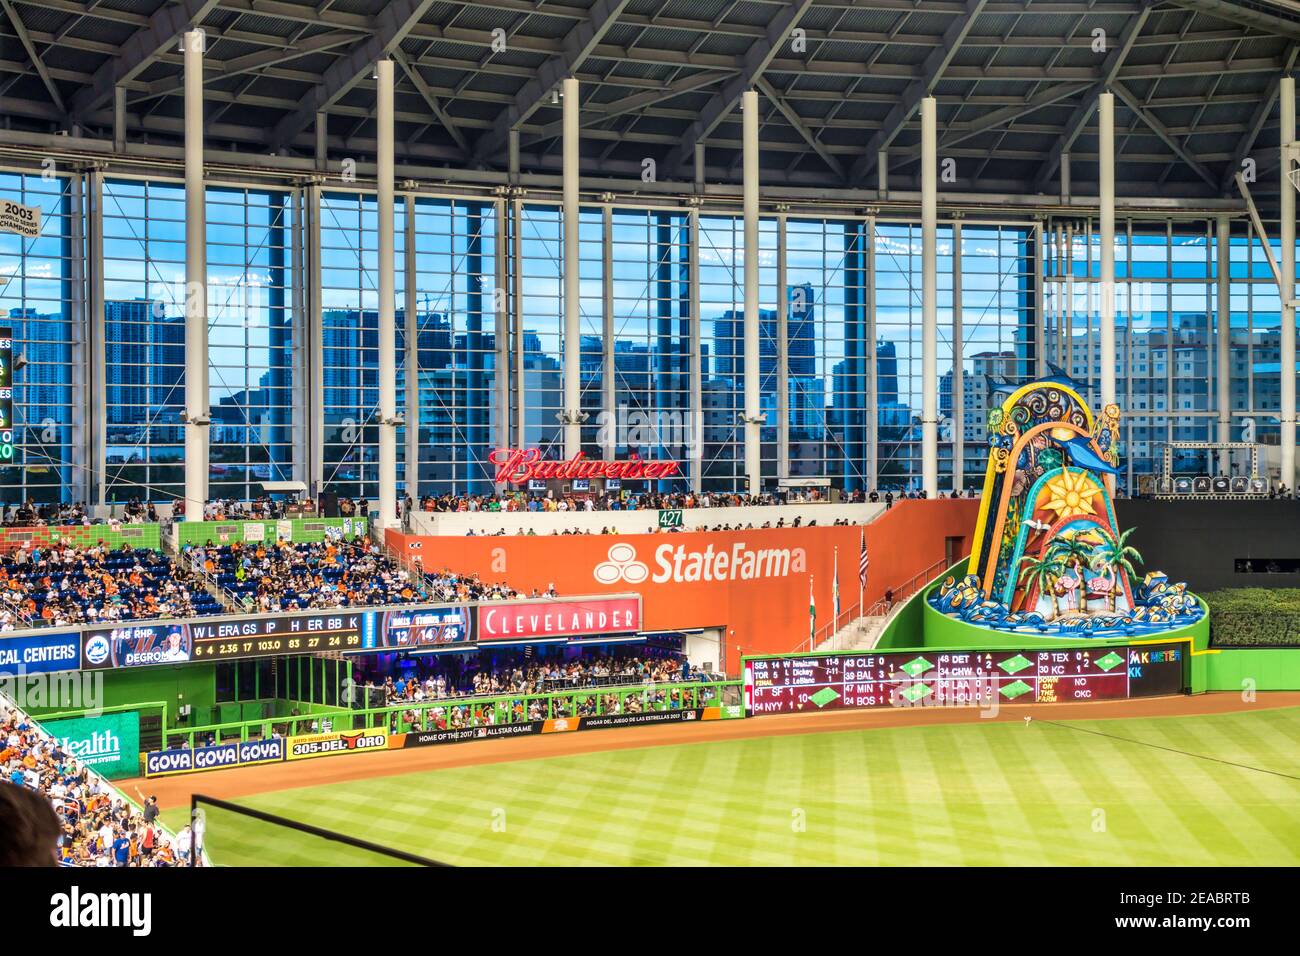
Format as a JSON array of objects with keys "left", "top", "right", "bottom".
[{"left": 930, "top": 377, "right": 1203, "bottom": 636}]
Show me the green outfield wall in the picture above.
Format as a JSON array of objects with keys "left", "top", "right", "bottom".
[
  {"left": 0, "top": 522, "right": 161, "bottom": 553},
  {"left": 1195, "top": 648, "right": 1300, "bottom": 691},
  {"left": 174, "top": 516, "right": 368, "bottom": 548}
]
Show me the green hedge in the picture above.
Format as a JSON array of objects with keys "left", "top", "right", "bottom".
[{"left": 1204, "top": 589, "right": 1300, "bottom": 647}]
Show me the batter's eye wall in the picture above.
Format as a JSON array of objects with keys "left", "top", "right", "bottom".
[
  {"left": 387, "top": 499, "right": 978, "bottom": 672},
  {"left": 1115, "top": 500, "right": 1300, "bottom": 592}
]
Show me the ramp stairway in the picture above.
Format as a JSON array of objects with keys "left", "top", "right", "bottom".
[{"left": 803, "top": 554, "right": 964, "bottom": 654}]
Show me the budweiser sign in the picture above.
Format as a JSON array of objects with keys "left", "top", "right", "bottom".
[
  {"left": 489, "top": 448, "right": 681, "bottom": 484},
  {"left": 477, "top": 597, "right": 641, "bottom": 642}
]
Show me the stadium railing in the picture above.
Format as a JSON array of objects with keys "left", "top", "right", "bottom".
[
  {"left": 161, "top": 677, "right": 744, "bottom": 751},
  {"left": 190, "top": 794, "right": 448, "bottom": 867}
]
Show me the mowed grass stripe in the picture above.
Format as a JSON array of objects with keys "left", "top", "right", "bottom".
[
  {"left": 1139, "top": 717, "right": 1300, "bottom": 864},
  {"left": 1084, "top": 720, "right": 1256, "bottom": 865},
  {"left": 917, "top": 724, "right": 1009, "bottom": 865},
  {"left": 1147, "top": 723, "right": 1300, "bottom": 864},
  {"left": 967, "top": 723, "right": 1084, "bottom": 865},
  {"left": 196, "top": 706, "right": 1300, "bottom": 866},
  {"left": 1009, "top": 720, "right": 1156, "bottom": 865}
]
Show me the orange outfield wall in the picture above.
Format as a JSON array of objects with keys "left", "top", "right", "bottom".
[{"left": 385, "top": 499, "right": 979, "bottom": 673}]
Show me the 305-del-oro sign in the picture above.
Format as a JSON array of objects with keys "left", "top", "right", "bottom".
[{"left": 489, "top": 448, "right": 681, "bottom": 484}]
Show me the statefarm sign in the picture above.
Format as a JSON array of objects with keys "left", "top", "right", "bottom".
[
  {"left": 489, "top": 448, "right": 681, "bottom": 484},
  {"left": 477, "top": 596, "right": 641, "bottom": 642}
]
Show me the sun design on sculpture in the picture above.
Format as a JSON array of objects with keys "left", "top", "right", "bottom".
[{"left": 1040, "top": 467, "right": 1100, "bottom": 520}]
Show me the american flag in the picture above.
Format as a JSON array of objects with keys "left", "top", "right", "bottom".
[{"left": 858, "top": 528, "right": 869, "bottom": 589}]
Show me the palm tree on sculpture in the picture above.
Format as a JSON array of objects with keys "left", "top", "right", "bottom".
[
  {"left": 1018, "top": 553, "right": 1064, "bottom": 620},
  {"left": 1047, "top": 532, "right": 1094, "bottom": 614},
  {"left": 1091, "top": 528, "right": 1143, "bottom": 614}
]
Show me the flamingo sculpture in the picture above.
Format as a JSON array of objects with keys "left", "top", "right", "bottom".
[{"left": 1054, "top": 569, "right": 1081, "bottom": 612}]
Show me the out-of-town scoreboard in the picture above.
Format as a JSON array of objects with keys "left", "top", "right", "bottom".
[
  {"left": 744, "top": 643, "right": 1187, "bottom": 715},
  {"left": 0, "top": 327, "right": 13, "bottom": 463}
]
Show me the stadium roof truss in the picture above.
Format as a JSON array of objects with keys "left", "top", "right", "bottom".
[{"left": 0, "top": 0, "right": 1298, "bottom": 207}]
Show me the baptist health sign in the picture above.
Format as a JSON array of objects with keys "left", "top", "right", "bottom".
[{"left": 42, "top": 712, "right": 140, "bottom": 780}]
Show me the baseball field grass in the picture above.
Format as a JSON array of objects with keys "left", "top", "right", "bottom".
[{"left": 163, "top": 706, "right": 1300, "bottom": 866}]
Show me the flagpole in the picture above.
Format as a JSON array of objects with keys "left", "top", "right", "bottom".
[
  {"left": 833, "top": 546, "right": 840, "bottom": 626},
  {"left": 859, "top": 527, "right": 865, "bottom": 614}
]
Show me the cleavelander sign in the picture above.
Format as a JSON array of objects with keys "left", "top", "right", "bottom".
[{"left": 477, "top": 596, "right": 641, "bottom": 642}]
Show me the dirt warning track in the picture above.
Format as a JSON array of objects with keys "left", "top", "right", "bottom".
[{"left": 134, "top": 692, "right": 1300, "bottom": 811}]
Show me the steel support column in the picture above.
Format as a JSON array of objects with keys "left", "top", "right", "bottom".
[
  {"left": 376, "top": 58, "right": 397, "bottom": 528},
  {"left": 403, "top": 193, "right": 419, "bottom": 497},
  {"left": 601, "top": 201, "right": 615, "bottom": 462},
  {"left": 113, "top": 88, "right": 126, "bottom": 154},
  {"left": 776, "top": 212, "right": 789, "bottom": 480},
  {"left": 306, "top": 184, "right": 324, "bottom": 496},
  {"left": 1034, "top": 219, "right": 1046, "bottom": 379},
  {"left": 68, "top": 172, "right": 91, "bottom": 506},
  {"left": 742, "top": 88, "right": 762, "bottom": 495},
  {"left": 1099, "top": 92, "right": 1117, "bottom": 417},
  {"left": 866, "top": 215, "right": 878, "bottom": 490},
  {"left": 512, "top": 196, "right": 525, "bottom": 447},
  {"left": 688, "top": 206, "right": 703, "bottom": 493},
  {"left": 182, "top": 29, "right": 209, "bottom": 517},
  {"left": 1216, "top": 214, "right": 1232, "bottom": 474},
  {"left": 920, "top": 96, "right": 938, "bottom": 498},
  {"left": 87, "top": 169, "right": 106, "bottom": 507},
  {"left": 952, "top": 219, "right": 963, "bottom": 493},
  {"left": 562, "top": 76, "right": 582, "bottom": 458},
  {"left": 1281, "top": 76, "right": 1296, "bottom": 490},
  {"left": 494, "top": 198, "right": 510, "bottom": 464},
  {"left": 290, "top": 187, "right": 310, "bottom": 488}
]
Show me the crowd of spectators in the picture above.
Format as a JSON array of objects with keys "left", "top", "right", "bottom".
[
  {"left": 0, "top": 499, "right": 161, "bottom": 528},
  {"left": 470, "top": 513, "right": 848, "bottom": 537},
  {"left": 0, "top": 705, "right": 195, "bottom": 866},
  {"left": 189, "top": 538, "right": 538, "bottom": 612},
  {"left": 374, "top": 652, "right": 690, "bottom": 704},
  {"left": 193, "top": 497, "right": 312, "bottom": 521},
  {"left": 414, "top": 490, "right": 831, "bottom": 515},
  {"left": 0, "top": 543, "right": 223, "bottom": 631}
]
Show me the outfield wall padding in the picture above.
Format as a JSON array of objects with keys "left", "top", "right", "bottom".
[
  {"left": 0, "top": 523, "right": 160, "bottom": 554},
  {"left": 174, "top": 516, "right": 368, "bottom": 548},
  {"left": 1197, "top": 648, "right": 1300, "bottom": 691}
]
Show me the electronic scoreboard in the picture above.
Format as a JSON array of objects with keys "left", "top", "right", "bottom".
[
  {"left": 0, "top": 327, "right": 13, "bottom": 463},
  {"left": 744, "top": 643, "right": 1186, "bottom": 715}
]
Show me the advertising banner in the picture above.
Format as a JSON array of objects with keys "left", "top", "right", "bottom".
[
  {"left": 143, "top": 738, "right": 285, "bottom": 777},
  {"left": 377, "top": 606, "right": 473, "bottom": 650},
  {"left": 391, "top": 722, "right": 544, "bottom": 748},
  {"left": 477, "top": 596, "right": 641, "bottom": 643},
  {"left": 0, "top": 630, "right": 81, "bottom": 676},
  {"left": 82, "top": 611, "right": 375, "bottom": 668},
  {"left": 286, "top": 729, "right": 389, "bottom": 760},
  {"left": 81, "top": 622, "right": 193, "bottom": 669},
  {"left": 541, "top": 707, "right": 723, "bottom": 733},
  {"left": 42, "top": 712, "right": 140, "bottom": 779}
]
